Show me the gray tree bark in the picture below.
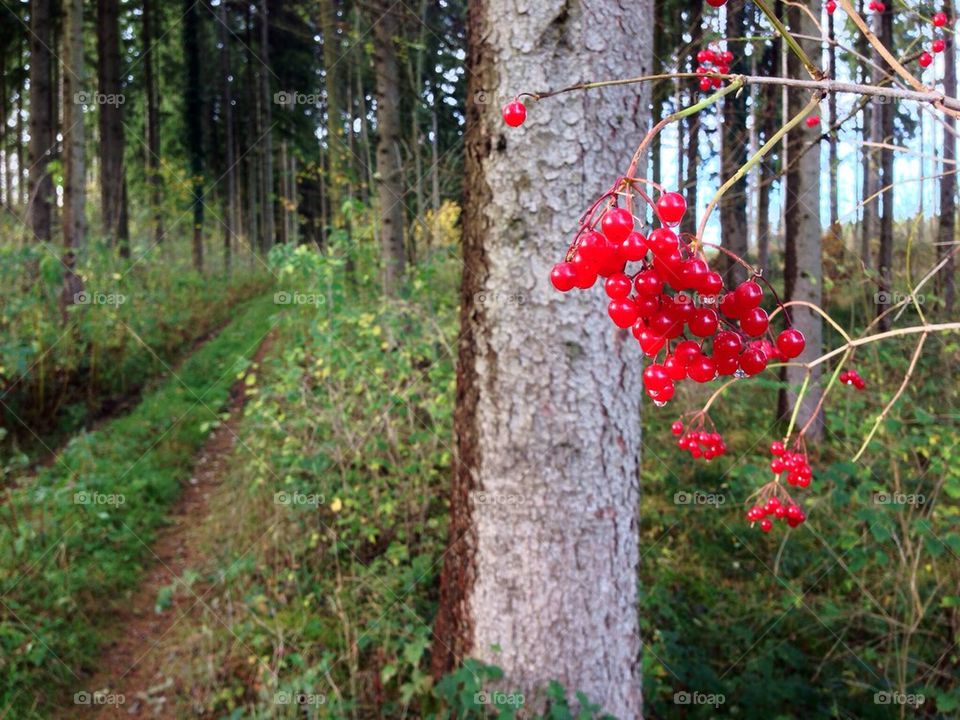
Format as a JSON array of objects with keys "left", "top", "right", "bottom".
[
  {"left": 782, "top": 5, "right": 823, "bottom": 439},
  {"left": 63, "top": 0, "right": 86, "bottom": 249},
  {"left": 720, "top": 0, "right": 749, "bottom": 284},
  {"left": 372, "top": 0, "right": 406, "bottom": 296},
  {"left": 431, "top": 0, "right": 648, "bottom": 716}
]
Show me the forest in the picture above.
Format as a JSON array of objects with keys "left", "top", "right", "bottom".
[{"left": 0, "top": 0, "right": 958, "bottom": 717}]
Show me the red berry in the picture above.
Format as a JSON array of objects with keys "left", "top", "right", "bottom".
[
  {"left": 502, "top": 100, "right": 526, "bottom": 127},
  {"left": 604, "top": 273, "right": 632, "bottom": 299},
  {"left": 699, "top": 77, "right": 713, "bottom": 92},
  {"left": 550, "top": 262, "right": 578, "bottom": 292},
  {"left": 933, "top": 39, "right": 946, "bottom": 53},
  {"left": 689, "top": 308, "right": 719, "bottom": 338},
  {"left": 664, "top": 354, "right": 687, "bottom": 381},
  {"left": 734, "top": 280, "right": 763, "bottom": 311},
  {"left": 770, "top": 441, "right": 785, "bottom": 456},
  {"left": 720, "top": 50, "right": 734, "bottom": 64},
  {"left": 719, "top": 292, "right": 741, "bottom": 319},
  {"left": 919, "top": 51, "right": 934, "bottom": 68},
  {"left": 570, "top": 251, "right": 598, "bottom": 289},
  {"left": 739, "top": 307, "right": 769, "bottom": 337},
  {"left": 760, "top": 518, "right": 773, "bottom": 533},
  {"left": 805, "top": 116, "right": 820, "bottom": 128},
  {"left": 706, "top": 0, "right": 727, "bottom": 7},
  {"left": 608, "top": 299, "right": 640, "bottom": 328},
  {"left": 657, "top": 192, "right": 687, "bottom": 226},
  {"left": 675, "top": 340, "right": 702, "bottom": 366},
  {"left": 716, "top": 354, "right": 740, "bottom": 376},
  {"left": 699, "top": 271, "right": 723, "bottom": 298},
  {"left": 647, "top": 227, "right": 679, "bottom": 257},
  {"left": 825, "top": 0, "right": 836, "bottom": 13},
  {"left": 933, "top": 11, "right": 948, "bottom": 26},
  {"left": 633, "top": 270, "right": 660, "bottom": 297},
  {"left": 678, "top": 258, "right": 709, "bottom": 291},
  {"left": 643, "top": 364, "right": 670, "bottom": 392},
  {"left": 739, "top": 348, "right": 768, "bottom": 376},
  {"left": 688, "top": 355, "right": 717, "bottom": 383},
  {"left": 776, "top": 328, "right": 805, "bottom": 359},
  {"left": 713, "top": 330, "right": 742, "bottom": 357},
  {"left": 637, "top": 328, "right": 667, "bottom": 356},
  {"left": 601, "top": 207, "right": 635, "bottom": 244},
  {"left": 671, "top": 420, "right": 684, "bottom": 435},
  {"left": 621, "top": 232, "right": 647, "bottom": 262}
]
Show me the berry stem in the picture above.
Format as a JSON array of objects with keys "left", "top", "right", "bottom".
[
  {"left": 698, "top": 92, "right": 822, "bottom": 239},
  {"left": 851, "top": 333, "right": 928, "bottom": 462},
  {"left": 783, "top": 372, "right": 811, "bottom": 445},
  {"left": 753, "top": 0, "right": 823, "bottom": 80},
  {"left": 769, "top": 300, "right": 853, "bottom": 343}
]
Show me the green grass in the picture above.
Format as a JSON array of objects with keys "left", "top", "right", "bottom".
[{"left": 0, "top": 293, "right": 279, "bottom": 717}]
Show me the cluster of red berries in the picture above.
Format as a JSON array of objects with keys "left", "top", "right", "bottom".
[
  {"left": 549, "top": 191, "right": 807, "bottom": 405},
  {"left": 769, "top": 441, "right": 813, "bottom": 488},
  {"left": 502, "top": 99, "right": 527, "bottom": 127},
  {"left": 920, "top": 12, "right": 951, "bottom": 68},
  {"left": 840, "top": 368, "right": 866, "bottom": 389},
  {"left": 746, "top": 497, "right": 807, "bottom": 533},
  {"left": 695, "top": 47, "right": 735, "bottom": 92},
  {"left": 671, "top": 418, "right": 728, "bottom": 460}
]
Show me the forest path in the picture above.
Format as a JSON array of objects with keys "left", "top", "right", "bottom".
[{"left": 70, "top": 329, "right": 278, "bottom": 720}]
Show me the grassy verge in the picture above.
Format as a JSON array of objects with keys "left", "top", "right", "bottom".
[{"left": 0, "top": 293, "right": 279, "bottom": 717}]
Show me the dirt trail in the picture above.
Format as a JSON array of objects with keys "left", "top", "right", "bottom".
[{"left": 68, "top": 331, "right": 276, "bottom": 719}]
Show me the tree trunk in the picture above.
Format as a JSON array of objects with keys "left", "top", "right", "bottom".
[
  {"left": 939, "top": 0, "right": 957, "bottom": 313},
  {"left": 144, "top": 0, "right": 164, "bottom": 245},
  {"left": 876, "top": 7, "right": 895, "bottom": 329},
  {"left": 28, "top": 0, "right": 54, "bottom": 243},
  {"left": 781, "top": 4, "right": 823, "bottom": 439},
  {"left": 321, "top": 0, "right": 343, "bottom": 237},
  {"left": 679, "top": 10, "right": 702, "bottom": 239},
  {"left": 371, "top": 1, "right": 405, "bottom": 296},
  {"left": 259, "top": 0, "right": 275, "bottom": 252},
  {"left": 430, "top": 0, "right": 648, "bottom": 715},
  {"left": 720, "top": 0, "right": 748, "bottom": 284},
  {"left": 98, "top": 0, "right": 127, "bottom": 252},
  {"left": 184, "top": 0, "right": 204, "bottom": 271},
  {"left": 63, "top": 0, "right": 86, "bottom": 249},
  {"left": 219, "top": 0, "right": 236, "bottom": 272},
  {"left": 827, "top": 8, "right": 839, "bottom": 228},
  {"left": 861, "top": 19, "right": 878, "bottom": 271}
]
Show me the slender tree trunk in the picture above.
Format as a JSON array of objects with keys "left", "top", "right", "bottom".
[
  {"left": 371, "top": 1, "right": 405, "bottom": 296},
  {"left": 876, "top": 7, "right": 895, "bottom": 329},
  {"left": 939, "top": 0, "right": 957, "bottom": 313},
  {"left": 219, "top": 0, "right": 236, "bottom": 272},
  {"left": 144, "top": 0, "right": 164, "bottom": 245},
  {"left": 259, "top": 0, "right": 275, "bottom": 252},
  {"left": 1, "top": 48, "right": 8, "bottom": 208},
  {"left": 184, "top": 0, "right": 204, "bottom": 271},
  {"left": 827, "top": 9, "right": 839, "bottom": 228},
  {"left": 720, "top": 0, "right": 748, "bottom": 284},
  {"left": 679, "top": 10, "right": 702, "bottom": 239},
  {"left": 28, "top": 0, "right": 54, "bottom": 243},
  {"left": 431, "top": 105, "right": 441, "bottom": 242},
  {"left": 431, "top": 1, "right": 648, "bottom": 715},
  {"left": 321, "top": 0, "right": 342, "bottom": 235},
  {"left": 98, "top": 0, "right": 127, "bottom": 252},
  {"left": 63, "top": 0, "right": 86, "bottom": 249},
  {"left": 781, "top": 4, "right": 823, "bottom": 439},
  {"left": 17, "top": 30, "right": 25, "bottom": 210},
  {"left": 862, "top": 20, "right": 878, "bottom": 271}
]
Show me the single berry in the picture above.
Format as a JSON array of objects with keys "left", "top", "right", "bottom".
[
  {"left": 734, "top": 280, "right": 763, "bottom": 311},
  {"left": 805, "top": 116, "right": 820, "bottom": 127},
  {"left": 699, "top": 271, "right": 724, "bottom": 298},
  {"left": 825, "top": 0, "right": 836, "bottom": 13},
  {"left": 604, "top": 273, "right": 632, "bottom": 299},
  {"left": 739, "top": 307, "right": 769, "bottom": 337},
  {"left": 601, "top": 207, "right": 635, "bottom": 244},
  {"left": 720, "top": 50, "right": 734, "bottom": 64},
  {"left": 706, "top": 0, "right": 727, "bottom": 6},
  {"left": 933, "top": 11, "right": 948, "bottom": 26},
  {"left": 634, "top": 269, "right": 663, "bottom": 296},
  {"left": 760, "top": 518, "right": 773, "bottom": 533},
  {"left": 739, "top": 348, "right": 768, "bottom": 376},
  {"left": 919, "top": 51, "right": 934, "bottom": 68},
  {"left": 776, "top": 328, "right": 805, "bottom": 359},
  {"left": 550, "top": 262, "right": 578, "bottom": 292},
  {"left": 699, "top": 77, "right": 713, "bottom": 92},
  {"left": 675, "top": 340, "right": 702, "bottom": 366},
  {"left": 621, "top": 232, "right": 648, "bottom": 262},
  {"left": 933, "top": 39, "right": 946, "bottom": 53},
  {"left": 770, "top": 440, "right": 785, "bottom": 456},
  {"left": 688, "top": 308, "right": 719, "bottom": 338},
  {"left": 502, "top": 100, "right": 526, "bottom": 127},
  {"left": 688, "top": 355, "right": 717, "bottom": 383},
  {"left": 608, "top": 299, "right": 640, "bottom": 328},
  {"left": 657, "top": 192, "right": 687, "bottom": 226},
  {"left": 671, "top": 420, "right": 684, "bottom": 435}
]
